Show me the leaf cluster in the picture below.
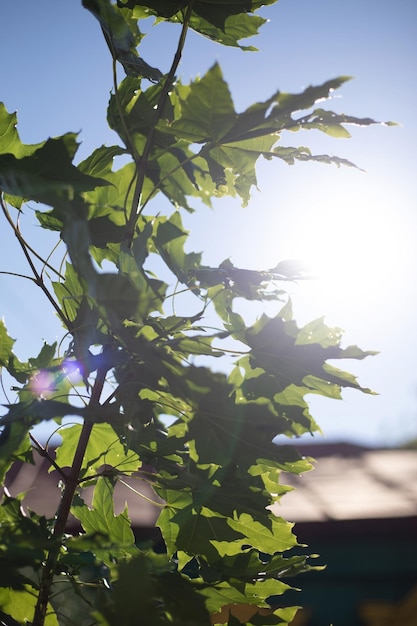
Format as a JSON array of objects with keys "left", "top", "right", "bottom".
[{"left": 0, "top": 1, "right": 383, "bottom": 625}]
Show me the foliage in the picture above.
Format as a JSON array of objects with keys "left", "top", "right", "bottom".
[{"left": 0, "top": 1, "right": 383, "bottom": 625}]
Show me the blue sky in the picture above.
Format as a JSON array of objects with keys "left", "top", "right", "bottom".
[{"left": 1, "top": 0, "right": 417, "bottom": 446}]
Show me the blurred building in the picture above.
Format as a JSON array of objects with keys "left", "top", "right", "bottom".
[
  {"left": 273, "top": 443, "right": 417, "bottom": 626},
  {"left": 5, "top": 442, "right": 417, "bottom": 626}
]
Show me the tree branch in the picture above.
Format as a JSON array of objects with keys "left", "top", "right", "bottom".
[
  {"left": 29, "top": 433, "right": 68, "bottom": 483},
  {"left": 31, "top": 357, "right": 109, "bottom": 626}
]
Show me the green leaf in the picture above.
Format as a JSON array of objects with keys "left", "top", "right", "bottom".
[
  {"left": 5, "top": 343, "right": 62, "bottom": 402},
  {"left": 209, "top": 549, "right": 310, "bottom": 582},
  {"left": 107, "top": 78, "right": 170, "bottom": 148},
  {"left": 119, "top": 0, "right": 277, "bottom": 48},
  {"left": 228, "top": 512, "right": 297, "bottom": 553},
  {"left": 71, "top": 477, "right": 137, "bottom": 555},
  {"left": 78, "top": 143, "right": 127, "bottom": 180},
  {"left": 52, "top": 262, "right": 86, "bottom": 323},
  {"left": 168, "top": 335, "right": 224, "bottom": 358},
  {"left": 0, "top": 423, "right": 32, "bottom": 485},
  {"left": 146, "top": 145, "right": 210, "bottom": 211},
  {"left": 28, "top": 342, "right": 57, "bottom": 370},
  {"left": 0, "top": 319, "right": 15, "bottom": 369},
  {"left": 201, "top": 577, "right": 292, "bottom": 615},
  {"left": 169, "top": 64, "right": 236, "bottom": 143},
  {"left": 154, "top": 212, "right": 202, "bottom": 282},
  {"left": 0, "top": 136, "right": 109, "bottom": 207},
  {"left": 96, "top": 272, "right": 140, "bottom": 322},
  {"left": 295, "top": 317, "right": 343, "bottom": 348},
  {"left": 162, "top": 74, "right": 388, "bottom": 206},
  {"left": 117, "top": 251, "right": 167, "bottom": 317},
  {"left": 160, "top": 503, "right": 245, "bottom": 562},
  {"left": 94, "top": 552, "right": 211, "bottom": 626},
  {"left": 185, "top": 11, "right": 267, "bottom": 50},
  {"left": 211, "top": 604, "right": 299, "bottom": 625},
  {"left": 235, "top": 312, "right": 375, "bottom": 395},
  {"left": 55, "top": 423, "right": 140, "bottom": 479},
  {"left": 155, "top": 490, "right": 193, "bottom": 557},
  {"left": 0, "top": 102, "right": 43, "bottom": 158},
  {"left": 88, "top": 216, "right": 127, "bottom": 248},
  {"left": 83, "top": 0, "right": 162, "bottom": 81},
  {"left": 45, "top": 573, "right": 103, "bottom": 626},
  {"left": 0, "top": 399, "right": 85, "bottom": 428},
  {"left": 0, "top": 495, "right": 50, "bottom": 567},
  {"left": 0, "top": 587, "right": 58, "bottom": 626}
]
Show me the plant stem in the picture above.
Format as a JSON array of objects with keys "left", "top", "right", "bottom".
[
  {"left": 125, "top": 1, "right": 195, "bottom": 244},
  {"left": 31, "top": 360, "right": 109, "bottom": 626},
  {"left": 29, "top": 433, "right": 68, "bottom": 482},
  {"left": 0, "top": 197, "right": 72, "bottom": 331}
]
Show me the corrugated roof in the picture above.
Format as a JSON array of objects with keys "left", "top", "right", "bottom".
[{"left": 270, "top": 444, "right": 417, "bottom": 522}]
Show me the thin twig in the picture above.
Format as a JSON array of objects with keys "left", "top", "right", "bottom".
[
  {"left": 0, "top": 270, "right": 36, "bottom": 281},
  {"left": 0, "top": 371, "right": 11, "bottom": 404},
  {"left": 0, "top": 197, "right": 72, "bottom": 331},
  {"left": 29, "top": 433, "right": 68, "bottom": 482},
  {"left": 40, "top": 238, "right": 65, "bottom": 281},
  {"left": 21, "top": 230, "right": 65, "bottom": 279},
  {"left": 118, "top": 478, "right": 165, "bottom": 508},
  {"left": 7, "top": 202, "right": 65, "bottom": 279}
]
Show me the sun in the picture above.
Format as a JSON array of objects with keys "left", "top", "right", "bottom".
[{"left": 279, "top": 179, "right": 412, "bottom": 330}]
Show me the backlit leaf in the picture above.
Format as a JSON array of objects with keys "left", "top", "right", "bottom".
[
  {"left": 55, "top": 423, "right": 140, "bottom": 478},
  {"left": 0, "top": 319, "right": 15, "bottom": 369},
  {"left": 228, "top": 512, "right": 297, "bottom": 553},
  {"left": 170, "top": 64, "right": 236, "bottom": 143},
  {"left": 0, "top": 587, "right": 58, "bottom": 626},
  {"left": 0, "top": 137, "right": 109, "bottom": 207},
  {"left": 71, "top": 477, "right": 137, "bottom": 552},
  {"left": 201, "top": 578, "right": 292, "bottom": 614},
  {"left": 83, "top": 0, "right": 162, "bottom": 81},
  {"left": 0, "top": 399, "right": 85, "bottom": 428},
  {"left": 0, "top": 423, "right": 32, "bottom": 487},
  {"left": 119, "top": 0, "right": 276, "bottom": 48}
]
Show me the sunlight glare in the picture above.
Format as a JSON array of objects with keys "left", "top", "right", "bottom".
[{"left": 284, "top": 189, "right": 410, "bottom": 327}]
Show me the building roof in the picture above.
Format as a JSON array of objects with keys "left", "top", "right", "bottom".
[
  {"left": 271, "top": 443, "right": 417, "bottom": 523},
  {"left": 4, "top": 442, "right": 417, "bottom": 527}
]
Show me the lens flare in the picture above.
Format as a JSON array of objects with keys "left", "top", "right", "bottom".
[{"left": 29, "top": 370, "right": 56, "bottom": 398}]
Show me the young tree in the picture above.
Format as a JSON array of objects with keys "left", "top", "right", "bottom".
[{"left": 0, "top": 1, "right": 385, "bottom": 625}]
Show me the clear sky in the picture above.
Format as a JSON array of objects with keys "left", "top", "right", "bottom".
[{"left": 1, "top": 0, "right": 417, "bottom": 446}]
